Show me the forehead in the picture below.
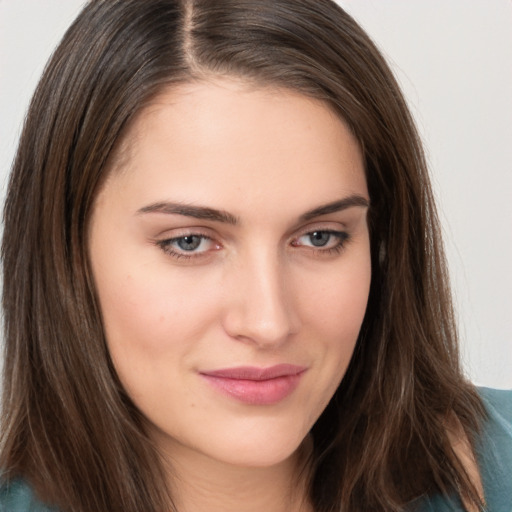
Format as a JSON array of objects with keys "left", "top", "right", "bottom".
[{"left": 102, "top": 77, "right": 367, "bottom": 217}]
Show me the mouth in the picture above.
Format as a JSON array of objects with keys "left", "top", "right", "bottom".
[{"left": 199, "top": 364, "right": 307, "bottom": 405}]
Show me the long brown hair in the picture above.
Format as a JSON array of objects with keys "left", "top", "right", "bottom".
[{"left": 1, "top": 1, "right": 484, "bottom": 511}]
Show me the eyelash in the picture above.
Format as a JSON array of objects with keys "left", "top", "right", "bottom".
[
  {"left": 292, "top": 230, "right": 349, "bottom": 255},
  {"left": 156, "top": 234, "right": 217, "bottom": 260},
  {"left": 156, "top": 229, "right": 350, "bottom": 260}
]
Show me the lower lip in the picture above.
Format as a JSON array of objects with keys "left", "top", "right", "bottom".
[{"left": 200, "top": 373, "right": 303, "bottom": 405}]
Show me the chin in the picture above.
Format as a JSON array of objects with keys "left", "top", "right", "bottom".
[{"left": 207, "top": 425, "right": 310, "bottom": 469}]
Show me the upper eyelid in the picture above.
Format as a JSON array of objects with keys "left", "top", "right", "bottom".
[
  {"left": 295, "top": 228, "right": 346, "bottom": 238},
  {"left": 292, "top": 229, "right": 348, "bottom": 246},
  {"left": 167, "top": 232, "right": 212, "bottom": 242},
  {"left": 291, "top": 222, "right": 348, "bottom": 239},
  {"left": 297, "top": 225, "right": 346, "bottom": 234},
  {"left": 153, "top": 219, "right": 350, "bottom": 241},
  {"left": 154, "top": 225, "right": 348, "bottom": 243},
  {"left": 154, "top": 226, "right": 216, "bottom": 239},
  {"left": 162, "top": 233, "right": 216, "bottom": 248}
]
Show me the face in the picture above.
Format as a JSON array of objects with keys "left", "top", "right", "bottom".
[{"left": 89, "top": 78, "right": 371, "bottom": 470}]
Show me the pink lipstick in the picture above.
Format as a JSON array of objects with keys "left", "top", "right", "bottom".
[{"left": 200, "top": 364, "right": 306, "bottom": 405}]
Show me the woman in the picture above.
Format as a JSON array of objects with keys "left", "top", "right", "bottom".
[{"left": 1, "top": 1, "right": 510, "bottom": 511}]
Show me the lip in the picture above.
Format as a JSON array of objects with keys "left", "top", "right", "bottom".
[{"left": 200, "top": 364, "right": 307, "bottom": 405}]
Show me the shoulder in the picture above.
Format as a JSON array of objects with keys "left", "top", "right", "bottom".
[
  {"left": 0, "top": 479, "right": 57, "bottom": 512},
  {"left": 478, "top": 386, "right": 512, "bottom": 426},
  {"left": 475, "top": 387, "right": 512, "bottom": 511},
  {"left": 413, "top": 387, "right": 512, "bottom": 512}
]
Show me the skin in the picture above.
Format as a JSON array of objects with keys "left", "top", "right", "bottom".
[{"left": 89, "top": 78, "right": 371, "bottom": 512}]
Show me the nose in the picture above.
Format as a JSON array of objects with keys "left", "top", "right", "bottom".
[{"left": 221, "top": 250, "right": 299, "bottom": 348}]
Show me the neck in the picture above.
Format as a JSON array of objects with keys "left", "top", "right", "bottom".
[{"left": 160, "top": 440, "right": 313, "bottom": 512}]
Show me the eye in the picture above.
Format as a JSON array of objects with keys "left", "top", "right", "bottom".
[
  {"left": 292, "top": 230, "right": 349, "bottom": 253},
  {"left": 157, "top": 234, "right": 219, "bottom": 259},
  {"left": 174, "top": 235, "right": 204, "bottom": 251}
]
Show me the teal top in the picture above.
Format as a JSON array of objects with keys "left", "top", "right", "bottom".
[
  {"left": 415, "top": 387, "right": 512, "bottom": 512},
  {"left": 1, "top": 387, "right": 511, "bottom": 511}
]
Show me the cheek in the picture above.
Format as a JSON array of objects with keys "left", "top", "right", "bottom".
[
  {"left": 296, "top": 246, "right": 371, "bottom": 382},
  {"left": 94, "top": 261, "right": 220, "bottom": 373},
  {"left": 288, "top": 251, "right": 371, "bottom": 428},
  {"left": 300, "top": 253, "right": 371, "bottom": 341},
  {"left": 331, "top": 264, "right": 370, "bottom": 340}
]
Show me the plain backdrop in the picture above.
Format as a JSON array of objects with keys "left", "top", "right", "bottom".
[{"left": 0, "top": 1, "right": 511, "bottom": 388}]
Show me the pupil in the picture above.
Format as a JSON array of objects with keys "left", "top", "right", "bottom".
[
  {"left": 310, "top": 231, "right": 330, "bottom": 247},
  {"left": 177, "top": 236, "right": 201, "bottom": 251}
]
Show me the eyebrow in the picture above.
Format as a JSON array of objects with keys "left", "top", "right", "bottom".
[
  {"left": 137, "top": 202, "right": 239, "bottom": 224},
  {"left": 299, "top": 195, "right": 369, "bottom": 221},
  {"left": 137, "top": 194, "right": 369, "bottom": 225}
]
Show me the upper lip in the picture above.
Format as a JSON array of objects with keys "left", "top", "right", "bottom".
[{"left": 200, "top": 364, "right": 307, "bottom": 381}]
